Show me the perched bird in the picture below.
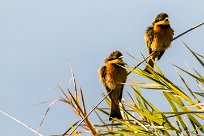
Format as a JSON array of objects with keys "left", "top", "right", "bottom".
[
  {"left": 144, "top": 13, "right": 174, "bottom": 73},
  {"left": 99, "top": 50, "right": 127, "bottom": 121}
]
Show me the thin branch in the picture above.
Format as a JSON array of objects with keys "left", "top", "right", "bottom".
[
  {"left": 67, "top": 91, "right": 112, "bottom": 136},
  {"left": 93, "top": 109, "right": 109, "bottom": 130},
  {"left": 0, "top": 108, "right": 44, "bottom": 136},
  {"left": 127, "top": 51, "right": 155, "bottom": 76},
  {"left": 172, "top": 22, "right": 204, "bottom": 41}
]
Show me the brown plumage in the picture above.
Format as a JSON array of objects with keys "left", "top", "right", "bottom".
[
  {"left": 99, "top": 50, "right": 127, "bottom": 121},
  {"left": 144, "top": 13, "right": 174, "bottom": 73}
]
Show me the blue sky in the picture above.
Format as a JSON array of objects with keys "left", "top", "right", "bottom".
[{"left": 0, "top": 0, "right": 204, "bottom": 135}]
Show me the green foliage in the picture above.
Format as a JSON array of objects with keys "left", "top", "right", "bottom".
[
  {"left": 58, "top": 45, "right": 204, "bottom": 136},
  {"left": 94, "top": 45, "right": 204, "bottom": 136}
]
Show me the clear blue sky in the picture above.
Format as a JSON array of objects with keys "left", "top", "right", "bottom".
[{"left": 0, "top": 0, "right": 204, "bottom": 135}]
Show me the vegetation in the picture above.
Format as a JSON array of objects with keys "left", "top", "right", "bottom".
[
  {"left": 56, "top": 44, "right": 204, "bottom": 136},
  {"left": 0, "top": 23, "right": 203, "bottom": 136}
]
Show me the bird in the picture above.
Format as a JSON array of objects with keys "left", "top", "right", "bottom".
[
  {"left": 99, "top": 50, "right": 127, "bottom": 121},
  {"left": 144, "top": 13, "right": 174, "bottom": 73}
]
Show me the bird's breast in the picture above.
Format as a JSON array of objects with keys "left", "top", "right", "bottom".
[
  {"left": 106, "top": 64, "right": 127, "bottom": 90},
  {"left": 152, "top": 26, "right": 174, "bottom": 51}
]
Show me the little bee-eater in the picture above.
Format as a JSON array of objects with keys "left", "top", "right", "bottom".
[
  {"left": 144, "top": 13, "right": 174, "bottom": 73},
  {"left": 99, "top": 50, "right": 127, "bottom": 121}
]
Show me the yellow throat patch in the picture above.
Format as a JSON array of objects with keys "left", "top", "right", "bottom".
[{"left": 107, "top": 58, "right": 124, "bottom": 65}]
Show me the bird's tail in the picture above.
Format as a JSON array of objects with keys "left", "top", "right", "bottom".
[
  {"left": 144, "top": 57, "right": 155, "bottom": 73},
  {"left": 109, "top": 100, "right": 122, "bottom": 121}
]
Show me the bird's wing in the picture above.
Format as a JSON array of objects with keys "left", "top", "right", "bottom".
[
  {"left": 157, "top": 27, "right": 174, "bottom": 60},
  {"left": 144, "top": 26, "right": 154, "bottom": 55},
  {"left": 98, "top": 66, "right": 111, "bottom": 93}
]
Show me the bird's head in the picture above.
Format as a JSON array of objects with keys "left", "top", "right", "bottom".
[
  {"left": 105, "top": 50, "right": 125, "bottom": 65},
  {"left": 152, "top": 13, "right": 170, "bottom": 26}
]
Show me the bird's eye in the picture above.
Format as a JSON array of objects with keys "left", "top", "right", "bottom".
[{"left": 155, "top": 18, "right": 161, "bottom": 23}]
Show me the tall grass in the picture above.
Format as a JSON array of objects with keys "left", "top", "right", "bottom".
[
  {"left": 1, "top": 23, "right": 203, "bottom": 136},
  {"left": 56, "top": 44, "right": 204, "bottom": 136}
]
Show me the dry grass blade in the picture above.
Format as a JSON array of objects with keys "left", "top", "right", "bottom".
[
  {"left": 37, "top": 98, "right": 61, "bottom": 132},
  {"left": 62, "top": 89, "right": 99, "bottom": 135},
  {"left": 0, "top": 108, "right": 44, "bottom": 136},
  {"left": 67, "top": 90, "right": 85, "bottom": 117},
  {"left": 80, "top": 88, "right": 87, "bottom": 116},
  {"left": 69, "top": 63, "right": 78, "bottom": 93},
  {"left": 68, "top": 91, "right": 112, "bottom": 136},
  {"left": 69, "top": 63, "right": 81, "bottom": 115},
  {"left": 93, "top": 109, "right": 110, "bottom": 130},
  {"left": 55, "top": 65, "right": 101, "bottom": 136},
  {"left": 58, "top": 83, "right": 69, "bottom": 100}
]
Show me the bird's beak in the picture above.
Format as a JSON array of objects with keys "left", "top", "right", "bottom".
[
  {"left": 119, "top": 56, "right": 124, "bottom": 59},
  {"left": 164, "top": 17, "right": 169, "bottom": 21}
]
